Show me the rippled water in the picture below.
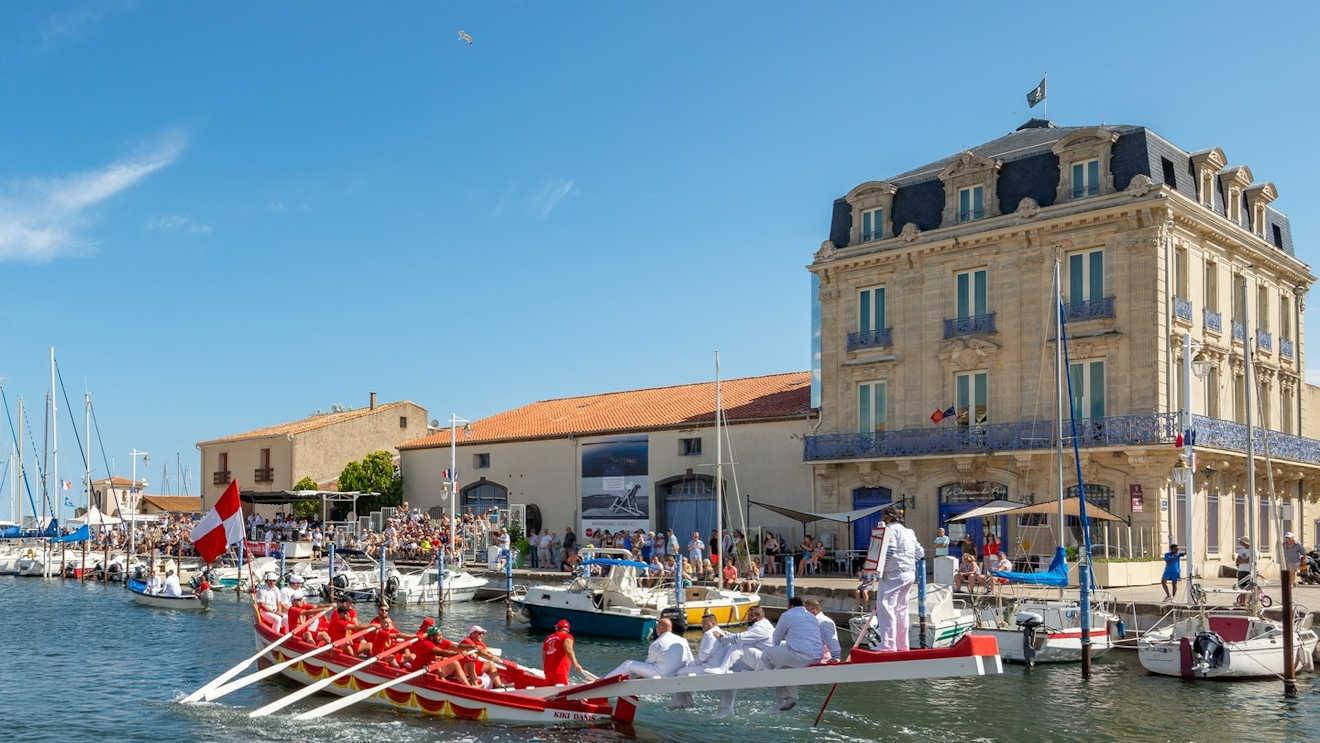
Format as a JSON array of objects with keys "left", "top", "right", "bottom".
[{"left": 2, "top": 576, "right": 1318, "bottom": 742}]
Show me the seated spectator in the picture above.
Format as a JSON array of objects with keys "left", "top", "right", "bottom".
[{"left": 953, "top": 553, "right": 982, "bottom": 592}]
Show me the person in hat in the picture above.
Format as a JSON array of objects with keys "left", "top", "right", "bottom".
[
  {"left": 459, "top": 625, "right": 508, "bottom": 688},
  {"left": 162, "top": 568, "right": 183, "bottom": 598},
  {"left": 408, "top": 626, "right": 473, "bottom": 685},
  {"left": 1235, "top": 537, "right": 1254, "bottom": 589},
  {"left": 1283, "top": 532, "right": 1307, "bottom": 586},
  {"left": 365, "top": 603, "right": 402, "bottom": 662},
  {"left": 279, "top": 572, "right": 305, "bottom": 608},
  {"left": 255, "top": 571, "right": 287, "bottom": 631},
  {"left": 542, "top": 619, "right": 592, "bottom": 684},
  {"left": 874, "top": 509, "right": 924, "bottom": 651}
]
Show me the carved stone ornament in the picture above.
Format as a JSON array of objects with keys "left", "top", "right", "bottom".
[
  {"left": 815, "top": 240, "right": 837, "bottom": 262},
  {"left": 1015, "top": 197, "right": 1040, "bottom": 219},
  {"left": 900, "top": 222, "right": 921, "bottom": 243},
  {"left": 938, "top": 335, "right": 1002, "bottom": 368},
  {"left": 1126, "top": 174, "right": 1155, "bottom": 197}
]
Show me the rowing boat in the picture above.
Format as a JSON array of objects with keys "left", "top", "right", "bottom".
[{"left": 127, "top": 578, "right": 213, "bottom": 611}]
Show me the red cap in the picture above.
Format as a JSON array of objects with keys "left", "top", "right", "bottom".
[
  {"left": 555, "top": 619, "right": 571, "bottom": 631},
  {"left": 416, "top": 617, "right": 436, "bottom": 636}
]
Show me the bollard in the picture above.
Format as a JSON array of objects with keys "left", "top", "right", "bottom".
[
  {"left": 917, "top": 557, "right": 928, "bottom": 649},
  {"left": 785, "top": 555, "right": 795, "bottom": 601},
  {"left": 437, "top": 550, "right": 446, "bottom": 618},
  {"left": 504, "top": 548, "right": 514, "bottom": 626}
]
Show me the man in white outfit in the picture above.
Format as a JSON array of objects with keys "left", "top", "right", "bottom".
[
  {"left": 805, "top": 598, "right": 842, "bottom": 661},
  {"left": 605, "top": 617, "right": 693, "bottom": 679},
  {"left": 671, "top": 613, "right": 725, "bottom": 708},
  {"left": 162, "top": 569, "right": 183, "bottom": 598},
  {"left": 875, "top": 510, "right": 924, "bottom": 651},
  {"left": 762, "top": 596, "right": 825, "bottom": 711},
  {"left": 255, "top": 572, "right": 287, "bottom": 631},
  {"left": 710, "top": 606, "right": 775, "bottom": 717}
]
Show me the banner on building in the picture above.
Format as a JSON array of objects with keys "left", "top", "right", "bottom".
[
  {"left": 1130, "top": 484, "right": 1144, "bottom": 513},
  {"left": 580, "top": 437, "right": 650, "bottom": 537}
]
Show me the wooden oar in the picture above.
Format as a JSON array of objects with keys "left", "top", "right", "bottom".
[
  {"left": 292, "top": 659, "right": 447, "bottom": 720},
  {"left": 181, "top": 608, "right": 330, "bottom": 704},
  {"left": 248, "top": 636, "right": 419, "bottom": 717},
  {"left": 203, "top": 625, "right": 377, "bottom": 702},
  {"left": 814, "top": 608, "right": 876, "bottom": 727}
]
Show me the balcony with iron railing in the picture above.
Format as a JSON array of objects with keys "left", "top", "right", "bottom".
[
  {"left": 1231, "top": 320, "right": 1246, "bottom": 344},
  {"left": 1281, "top": 337, "right": 1295, "bottom": 361},
  {"left": 803, "top": 411, "right": 1320, "bottom": 465},
  {"left": 1203, "top": 308, "right": 1223, "bottom": 335},
  {"left": 1257, "top": 330, "right": 1273, "bottom": 354},
  {"left": 254, "top": 466, "right": 275, "bottom": 483},
  {"left": 1173, "top": 296, "right": 1193, "bottom": 323},
  {"left": 943, "top": 312, "right": 996, "bottom": 339},
  {"left": 847, "top": 328, "right": 893, "bottom": 351},
  {"left": 212, "top": 470, "right": 232, "bottom": 486},
  {"left": 1065, "top": 296, "right": 1116, "bottom": 322}
]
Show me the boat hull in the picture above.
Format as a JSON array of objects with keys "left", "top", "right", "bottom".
[
  {"left": 127, "top": 578, "right": 211, "bottom": 611},
  {"left": 977, "top": 627, "right": 1113, "bottom": 663},
  {"left": 1138, "top": 618, "right": 1319, "bottom": 679},
  {"left": 522, "top": 602, "right": 657, "bottom": 641},
  {"left": 252, "top": 625, "right": 615, "bottom": 724}
]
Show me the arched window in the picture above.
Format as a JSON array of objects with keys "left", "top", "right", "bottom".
[{"left": 461, "top": 480, "right": 508, "bottom": 514}]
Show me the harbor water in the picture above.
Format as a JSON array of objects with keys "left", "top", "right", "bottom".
[{"left": 2, "top": 576, "right": 1319, "bottom": 742}]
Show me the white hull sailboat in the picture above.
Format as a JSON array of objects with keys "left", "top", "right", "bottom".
[
  {"left": 1139, "top": 612, "right": 1318, "bottom": 679},
  {"left": 849, "top": 584, "right": 976, "bottom": 650}
]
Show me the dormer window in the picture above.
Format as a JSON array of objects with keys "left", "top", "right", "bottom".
[
  {"left": 861, "top": 208, "right": 884, "bottom": 242},
  {"left": 1244, "top": 182, "right": 1278, "bottom": 240},
  {"left": 1190, "top": 148, "right": 1227, "bottom": 212},
  {"left": 958, "top": 186, "right": 985, "bottom": 222},
  {"left": 1072, "top": 159, "right": 1100, "bottom": 198},
  {"left": 1228, "top": 188, "right": 1241, "bottom": 223},
  {"left": 1217, "top": 165, "right": 1253, "bottom": 227}
]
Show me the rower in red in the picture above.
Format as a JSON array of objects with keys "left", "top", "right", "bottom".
[
  {"left": 459, "top": 624, "right": 508, "bottom": 688},
  {"left": 542, "top": 619, "right": 592, "bottom": 685},
  {"left": 408, "top": 626, "right": 473, "bottom": 685}
]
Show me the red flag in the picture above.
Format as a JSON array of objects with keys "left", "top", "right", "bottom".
[
  {"left": 930, "top": 408, "right": 945, "bottom": 424},
  {"left": 1174, "top": 433, "right": 1184, "bottom": 448},
  {"left": 190, "top": 480, "right": 245, "bottom": 563}
]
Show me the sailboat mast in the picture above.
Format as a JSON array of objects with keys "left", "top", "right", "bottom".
[
  {"left": 1245, "top": 337, "right": 1257, "bottom": 583},
  {"left": 715, "top": 350, "right": 723, "bottom": 570},
  {"left": 50, "top": 347, "right": 58, "bottom": 525},
  {"left": 85, "top": 392, "right": 92, "bottom": 515},
  {"left": 17, "top": 396, "right": 23, "bottom": 528},
  {"left": 1053, "top": 259, "right": 1065, "bottom": 550}
]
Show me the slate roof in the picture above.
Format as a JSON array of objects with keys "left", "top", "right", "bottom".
[
  {"left": 398, "top": 372, "right": 812, "bottom": 450},
  {"left": 197, "top": 400, "right": 417, "bottom": 446}
]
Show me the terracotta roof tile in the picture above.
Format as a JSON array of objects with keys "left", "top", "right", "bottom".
[
  {"left": 197, "top": 401, "right": 416, "bottom": 446},
  {"left": 140, "top": 495, "right": 203, "bottom": 513},
  {"left": 95, "top": 476, "right": 146, "bottom": 489},
  {"left": 399, "top": 372, "right": 812, "bottom": 450}
]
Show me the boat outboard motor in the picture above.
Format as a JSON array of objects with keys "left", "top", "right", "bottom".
[
  {"left": 659, "top": 606, "right": 687, "bottom": 637},
  {"left": 1015, "top": 610, "right": 1045, "bottom": 666},
  {"left": 1191, "top": 631, "right": 1227, "bottom": 673},
  {"left": 384, "top": 575, "right": 400, "bottom": 600}
]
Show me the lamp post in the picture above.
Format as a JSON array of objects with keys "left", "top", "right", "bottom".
[
  {"left": 128, "top": 449, "right": 150, "bottom": 565},
  {"left": 447, "top": 415, "right": 472, "bottom": 560},
  {"left": 1177, "top": 332, "right": 1212, "bottom": 605}
]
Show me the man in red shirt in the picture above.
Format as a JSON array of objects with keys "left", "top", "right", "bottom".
[
  {"left": 366, "top": 605, "right": 401, "bottom": 661},
  {"left": 459, "top": 625, "right": 507, "bottom": 688},
  {"left": 542, "top": 619, "right": 592, "bottom": 685},
  {"left": 408, "top": 626, "right": 472, "bottom": 685}
]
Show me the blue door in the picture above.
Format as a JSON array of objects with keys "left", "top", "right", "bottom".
[
  {"left": 852, "top": 487, "right": 891, "bottom": 552},
  {"left": 659, "top": 477, "right": 716, "bottom": 545}
]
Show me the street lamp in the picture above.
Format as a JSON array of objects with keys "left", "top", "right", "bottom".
[{"left": 447, "top": 415, "right": 472, "bottom": 560}]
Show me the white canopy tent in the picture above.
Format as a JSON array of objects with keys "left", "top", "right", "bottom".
[{"left": 69, "top": 505, "right": 121, "bottom": 527}]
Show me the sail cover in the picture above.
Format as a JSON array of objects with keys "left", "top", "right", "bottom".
[
  {"left": 51, "top": 524, "right": 91, "bottom": 543},
  {"left": 993, "top": 546, "right": 1068, "bottom": 587}
]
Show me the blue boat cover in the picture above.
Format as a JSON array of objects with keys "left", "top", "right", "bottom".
[
  {"left": 992, "top": 546, "right": 1068, "bottom": 587},
  {"left": 582, "top": 558, "right": 650, "bottom": 569},
  {"left": 51, "top": 525, "right": 91, "bottom": 543}
]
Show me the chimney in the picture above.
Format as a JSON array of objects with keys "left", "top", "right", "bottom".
[{"left": 369, "top": 391, "right": 377, "bottom": 410}]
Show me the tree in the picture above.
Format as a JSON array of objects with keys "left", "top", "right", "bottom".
[
  {"left": 337, "top": 450, "right": 403, "bottom": 515},
  {"left": 291, "top": 477, "right": 320, "bottom": 518}
]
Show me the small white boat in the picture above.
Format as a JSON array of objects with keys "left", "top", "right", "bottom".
[
  {"left": 849, "top": 583, "right": 976, "bottom": 649},
  {"left": 1138, "top": 610, "right": 1318, "bottom": 679},
  {"left": 127, "top": 577, "right": 213, "bottom": 611},
  {"left": 385, "top": 565, "right": 488, "bottom": 604},
  {"left": 971, "top": 598, "right": 1116, "bottom": 664}
]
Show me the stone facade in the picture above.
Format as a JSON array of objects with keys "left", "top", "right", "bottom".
[{"left": 807, "top": 122, "right": 1320, "bottom": 579}]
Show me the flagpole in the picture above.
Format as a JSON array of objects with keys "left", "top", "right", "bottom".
[{"left": 1043, "top": 73, "right": 1048, "bottom": 120}]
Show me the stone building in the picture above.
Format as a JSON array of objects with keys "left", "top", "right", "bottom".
[
  {"left": 398, "top": 372, "right": 815, "bottom": 542},
  {"left": 805, "top": 119, "right": 1320, "bottom": 578},
  {"left": 196, "top": 393, "right": 427, "bottom": 512}
]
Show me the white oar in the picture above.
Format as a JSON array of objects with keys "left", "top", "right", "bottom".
[
  {"left": 248, "top": 636, "right": 419, "bottom": 717},
  {"left": 292, "top": 659, "right": 445, "bottom": 720},
  {"left": 181, "top": 608, "right": 331, "bottom": 704},
  {"left": 204, "top": 625, "right": 377, "bottom": 702}
]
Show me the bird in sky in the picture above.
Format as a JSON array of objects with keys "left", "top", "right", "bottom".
[{"left": 457, "top": 29, "right": 473, "bottom": 45}]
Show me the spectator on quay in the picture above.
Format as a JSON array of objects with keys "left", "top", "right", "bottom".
[
  {"left": 763, "top": 532, "right": 781, "bottom": 575},
  {"left": 933, "top": 528, "right": 950, "bottom": 558},
  {"left": 980, "top": 534, "right": 1001, "bottom": 576},
  {"left": 796, "top": 535, "right": 815, "bottom": 577}
]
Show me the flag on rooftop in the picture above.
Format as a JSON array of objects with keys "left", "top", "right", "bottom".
[{"left": 1026, "top": 76, "right": 1047, "bottom": 108}]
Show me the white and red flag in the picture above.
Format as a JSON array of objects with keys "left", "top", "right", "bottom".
[{"left": 190, "top": 480, "right": 245, "bottom": 563}]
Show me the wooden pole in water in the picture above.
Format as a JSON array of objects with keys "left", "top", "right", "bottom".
[
  {"left": 504, "top": 546, "right": 514, "bottom": 626},
  {"left": 1282, "top": 567, "right": 1297, "bottom": 696},
  {"left": 437, "top": 550, "right": 445, "bottom": 618}
]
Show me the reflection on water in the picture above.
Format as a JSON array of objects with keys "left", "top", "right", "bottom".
[{"left": 1, "top": 577, "right": 1317, "bottom": 742}]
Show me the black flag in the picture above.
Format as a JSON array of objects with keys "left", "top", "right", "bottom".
[{"left": 1026, "top": 77, "right": 1047, "bottom": 108}]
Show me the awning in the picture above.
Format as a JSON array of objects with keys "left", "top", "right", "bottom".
[
  {"left": 52, "top": 525, "right": 91, "bottom": 543},
  {"left": 950, "top": 498, "right": 1123, "bottom": 522},
  {"left": 750, "top": 500, "right": 896, "bottom": 526},
  {"left": 69, "top": 506, "right": 121, "bottom": 526},
  {"left": 944, "top": 500, "right": 1029, "bottom": 523},
  {"left": 239, "top": 490, "right": 374, "bottom": 505}
]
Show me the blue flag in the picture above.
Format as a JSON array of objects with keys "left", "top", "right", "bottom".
[{"left": 64, "top": 496, "right": 75, "bottom": 508}]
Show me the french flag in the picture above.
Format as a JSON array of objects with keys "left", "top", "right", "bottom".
[{"left": 190, "top": 480, "right": 246, "bottom": 564}]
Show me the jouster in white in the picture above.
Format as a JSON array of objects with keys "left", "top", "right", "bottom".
[
  {"left": 877, "top": 514, "right": 924, "bottom": 651},
  {"left": 763, "top": 601, "right": 825, "bottom": 711}
]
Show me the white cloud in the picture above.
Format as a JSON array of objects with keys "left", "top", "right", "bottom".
[
  {"left": 146, "top": 214, "right": 211, "bottom": 234},
  {"left": 42, "top": 0, "right": 137, "bottom": 45},
  {"left": 531, "top": 178, "right": 576, "bottom": 219},
  {"left": 0, "top": 133, "right": 185, "bottom": 262}
]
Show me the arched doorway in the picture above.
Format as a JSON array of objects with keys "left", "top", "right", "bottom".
[
  {"left": 461, "top": 480, "right": 508, "bottom": 515},
  {"left": 851, "top": 487, "right": 891, "bottom": 551},
  {"left": 655, "top": 474, "right": 724, "bottom": 542}
]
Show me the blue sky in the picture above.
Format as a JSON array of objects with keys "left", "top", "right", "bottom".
[{"left": 2, "top": 1, "right": 1318, "bottom": 514}]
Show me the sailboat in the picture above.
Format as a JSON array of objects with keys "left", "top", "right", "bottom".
[
  {"left": 1138, "top": 329, "right": 1319, "bottom": 678},
  {"left": 963, "top": 259, "right": 1118, "bottom": 664}
]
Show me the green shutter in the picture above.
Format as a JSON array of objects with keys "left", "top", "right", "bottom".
[
  {"left": 858, "top": 384, "right": 871, "bottom": 434},
  {"left": 957, "top": 273, "right": 969, "bottom": 318},
  {"left": 859, "top": 290, "right": 871, "bottom": 334},
  {"left": 957, "top": 374, "right": 969, "bottom": 422},
  {"left": 1072, "top": 163, "right": 1084, "bottom": 198},
  {"left": 1069, "top": 253, "right": 1084, "bottom": 303},
  {"left": 875, "top": 383, "right": 887, "bottom": 431},
  {"left": 974, "top": 372, "right": 988, "bottom": 423},
  {"left": 1089, "top": 250, "right": 1104, "bottom": 301},
  {"left": 1090, "top": 361, "right": 1105, "bottom": 418},
  {"left": 875, "top": 287, "right": 886, "bottom": 330},
  {"left": 974, "top": 270, "right": 987, "bottom": 316}
]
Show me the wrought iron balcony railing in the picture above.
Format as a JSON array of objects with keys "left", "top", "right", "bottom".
[
  {"left": 1204, "top": 308, "right": 1223, "bottom": 334},
  {"left": 254, "top": 467, "right": 275, "bottom": 483},
  {"left": 1232, "top": 321, "right": 1245, "bottom": 343},
  {"left": 1281, "top": 337, "right": 1295, "bottom": 361},
  {"left": 212, "top": 470, "right": 231, "bottom": 486},
  {"left": 1065, "top": 297, "right": 1116, "bottom": 321},
  {"left": 802, "top": 412, "right": 1320, "bottom": 465},
  {"left": 1256, "top": 330, "right": 1273, "bottom": 353},
  {"left": 1173, "top": 296, "right": 1193, "bottom": 323},
  {"left": 943, "top": 312, "right": 996, "bottom": 339},
  {"left": 847, "top": 328, "right": 893, "bottom": 351}
]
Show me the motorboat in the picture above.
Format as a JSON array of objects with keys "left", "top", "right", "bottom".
[
  {"left": 970, "top": 597, "right": 1116, "bottom": 664},
  {"left": 516, "top": 549, "right": 760, "bottom": 640},
  {"left": 1138, "top": 609, "right": 1318, "bottom": 679},
  {"left": 127, "top": 576, "right": 213, "bottom": 610},
  {"left": 849, "top": 583, "right": 976, "bottom": 649},
  {"left": 384, "top": 565, "right": 488, "bottom": 605}
]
